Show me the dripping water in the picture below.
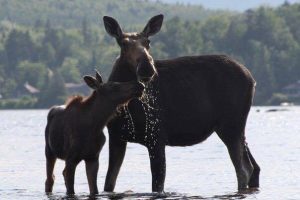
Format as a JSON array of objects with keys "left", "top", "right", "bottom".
[
  {"left": 139, "top": 81, "right": 161, "bottom": 148},
  {"left": 119, "top": 80, "right": 161, "bottom": 147},
  {"left": 121, "top": 104, "right": 136, "bottom": 139}
]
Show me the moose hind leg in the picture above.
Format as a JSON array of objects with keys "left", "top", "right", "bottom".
[
  {"left": 246, "top": 146, "right": 260, "bottom": 188},
  {"left": 217, "top": 129, "right": 253, "bottom": 190},
  {"left": 45, "top": 147, "right": 56, "bottom": 193}
]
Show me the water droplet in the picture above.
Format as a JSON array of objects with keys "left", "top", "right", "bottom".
[{"left": 120, "top": 81, "right": 162, "bottom": 146}]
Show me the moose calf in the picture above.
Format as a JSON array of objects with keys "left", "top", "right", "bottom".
[{"left": 44, "top": 71, "right": 144, "bottom": 195}]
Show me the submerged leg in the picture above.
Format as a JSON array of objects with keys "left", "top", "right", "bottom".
[
  {"left": 63, "top": 160, "right": 79, "bottom": 195},
  {"left": 85, "top": 158, "right": 99, "bottom": 195},
  {"left": 45, "top": 146, "right": 56, "bottom": 193},
  {"left": 246, "top": 146, "right": 260, "bottom": 188},
  {"left": 148, "top": 144, "right": 166, "bottom": 192},
  {"left": 228, "top": 140, "right": 253, "bottom": 190},
  {"left": 217, "top": 129, "right": 253, "bottom": 190},
  {"left": 104, "top": 136, "right": 127, "bottom": 192}
]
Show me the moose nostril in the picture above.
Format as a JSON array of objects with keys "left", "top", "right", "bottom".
[
  {"left": 138, "top": 76, "right": 152, "bottom": 83},
  {"left": 136, "top": 57, "right": 155, "bottom": 81}
]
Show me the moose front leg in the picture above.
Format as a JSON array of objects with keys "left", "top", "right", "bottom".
[
  {"left": 104, "top": 136, "right": 127, "bottom": 192},
  {"left": 148, "top": 145, "right": 166, "bottom": 192}
]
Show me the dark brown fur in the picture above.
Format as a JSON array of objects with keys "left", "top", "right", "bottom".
[
  {"left": 44, "top": 72, "right": 144, "bottom": 195},
  {"left": 102, "top": 15, "right": 260, "bottom": 192}
]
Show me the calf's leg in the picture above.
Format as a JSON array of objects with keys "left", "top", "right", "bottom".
[
  {"left": 104, "top": 136, "right": 127, "bottom": 192},
  {"left": 45, "top": 146, "right": 56, "bottom": 193},
  {"left": 85, "top": 158, "right": 99, "bottom": 195},
  {"left": 63, "top": 160, "right": 79, "bottom": 195}
]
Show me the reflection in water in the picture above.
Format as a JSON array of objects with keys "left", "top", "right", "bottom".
[
  {"left": 46, "top": 189, "right": 260, "bottom": 200},
  {"left": 212, "top": 188, "right": 260, "bottom": 200}
]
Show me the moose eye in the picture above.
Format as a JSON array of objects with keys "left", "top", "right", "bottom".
[
  {"left": 120, "top": 39, "right": 130, "bottom": 48},
  {"left": 121, "top": 41, "right": 127, "bottom": 47},
  {"left": 144, "top": 39, "right": 150, "bottom": 49}
]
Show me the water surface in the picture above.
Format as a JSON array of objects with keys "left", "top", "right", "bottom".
[{"left": 0, "top": 107, "right": 299, "bottom": 199}]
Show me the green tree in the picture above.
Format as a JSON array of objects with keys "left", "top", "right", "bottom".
[
  {"left": 38, "top": 71, "right": 66, "bottom": 107},
  {"left": 201, "top": 14, "right": 231, "bottom": 52},
  {"left": 40, "top": 42, "right": 56, "bottom": 68},
  {"left": 247, "top": 40, "right": 275, "bottom": 103},
  {"left": 157, "top": 17, "right": 186, "bottom": 57},
  {"left": 0, "top": 78, "right": 17, "bottom": 98},
  {"left": 17, "top": 61, "right": 48, "bottom": 88},
  {"left": 58, "top": 57, "right": 81, "bottom": 83},
  {"left": 4, "top": 29, "right": 36, "bottom": 74},
  {"left": 278, "top": 3, "right": 300, "bottom": 43},
  {"left": 81, "top": 17, "right": 92, "bottom": 46}
]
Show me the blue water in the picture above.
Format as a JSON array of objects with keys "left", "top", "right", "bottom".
[{"left": 0, "top": 107, "right": 299, "bottom": 199}]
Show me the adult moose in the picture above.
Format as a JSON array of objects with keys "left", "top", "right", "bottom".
[
  {"left": 44, "top": 71, "right": 144, "bottom": 195},
  {"left": 102, "top": 14, "right": 260, "bottom": 192}
]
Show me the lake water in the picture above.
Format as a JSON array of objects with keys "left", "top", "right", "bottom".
[{"left": 0, "top": 107, "right": 299, "bottom": 200}]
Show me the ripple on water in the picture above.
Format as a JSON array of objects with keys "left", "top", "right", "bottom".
[
  {"left": 1, "top": 108, "right": 300, "bottom": 199},
  {"left": 38, "top": 191, "right": 259, "bottom": 200}
]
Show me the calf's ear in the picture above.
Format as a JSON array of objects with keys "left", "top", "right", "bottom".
[
  {"left": 142, "top": 14, "right": 164, "bottom": 37},
  {"left": 95, "top": 69, "right": 103, "bottom": 84},
  {"left": 103, "top": 16, "right": 123, "bottom": 39},
  {"left": 83, "top": 75, "right": 100, "bottom": 90}
]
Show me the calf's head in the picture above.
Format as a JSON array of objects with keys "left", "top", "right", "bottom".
[
  {"left": 83, "top": 71, "right": 144, "bottom": 105},
  {"left": 103, "top": 14, "right": 164, "bottom": 83}
]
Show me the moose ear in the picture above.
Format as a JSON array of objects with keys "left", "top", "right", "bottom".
[
  {"left": 95, "top": 69, "right": 103, "bottom": 84},
  {"left": 83, "top": 75, "right": 100, "bottom": 90},
  {"left": 103, "top": 16, "right": 123, "bottom": 38},
  {"left": 142, "top": 14, "right": 164, "bottom": 37}
]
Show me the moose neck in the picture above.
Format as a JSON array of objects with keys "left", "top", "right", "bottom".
[
  {"left": 108, "top": 57, "right": 136, "bottom": 82},
  {"left": 87, "top": 93, "right": 117, "bottom": 130}
]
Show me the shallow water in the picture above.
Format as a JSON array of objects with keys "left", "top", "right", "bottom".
[{"left": 0, "top": 107, "right": 299, "bottom": 199}]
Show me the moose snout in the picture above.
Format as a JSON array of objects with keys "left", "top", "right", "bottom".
[
  {"left": 138, "top": 76, "right": 152, "bottom": 83},
  {"left": 136, "top": 55, "right": 156, "bottom": 83},
  {"left": 136, "top": 62, "right": 156, "bottom": 82}
]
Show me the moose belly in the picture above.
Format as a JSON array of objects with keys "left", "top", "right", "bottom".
[
  {"left": 158, "top": 71, "right": 218, "bottom": 146},
  {"left": 163, "top": 109, "right": 217, "bottom": 146}
]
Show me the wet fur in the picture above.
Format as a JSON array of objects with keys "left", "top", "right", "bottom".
[
  {"left": 45, "top": 79, "right": 143, "bottom": 195},
  {"left": 103, "top": 14, "right": 259, "bottom": 193},
  {"left": 105, "top": 55, "right": 260, "bottom": 192}
]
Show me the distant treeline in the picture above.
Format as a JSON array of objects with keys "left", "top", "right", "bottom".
[
  {"left": 0, "top": 0, "right": 231, "bottom": 27},
  {"left": 0, "top": 0, "right": 299, "bottom": 108}
]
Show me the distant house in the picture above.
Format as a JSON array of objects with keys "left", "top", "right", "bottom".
[
  {"left": 282, "top": 80, "right": 300, "bottom": 97},
  {"left": 65, "top": 82, "right": 90, "bottom": 96},
  {"left": 24, "top": 82, "right": 40, "bottom": 96},
  {"left": 22, "top": 81, "right": 90, "bottom": 98}
]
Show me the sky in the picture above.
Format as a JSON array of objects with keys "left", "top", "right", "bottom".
[{"left": 160, "top": 0, "right": 300, "bottom": 11}]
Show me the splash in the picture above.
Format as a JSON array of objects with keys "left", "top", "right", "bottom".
[
  {"left": 124, "top": 105, "right": 136, "bottom": 139},
  {"left": 116, "top": 104, "right": 135, "bottom": 139},
  {"left": 140, "top": 82, "right": 161, "bottom": 148},
  {"left": 118, "top": 81, "right": 161, "bottom": 147}
]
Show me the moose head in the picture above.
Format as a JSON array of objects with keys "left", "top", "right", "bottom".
[
  {"left": 103, "top": 14, "right": 164, "bottom": 83},
  {"left": 83, "top": 70, "right": 145, "bottom": 105}
]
